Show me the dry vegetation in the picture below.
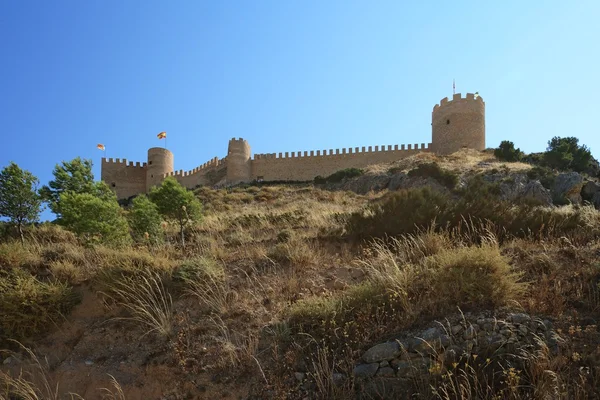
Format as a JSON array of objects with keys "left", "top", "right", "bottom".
[{"left": 1, "top": 151, "right": 600, "bottom": 399}]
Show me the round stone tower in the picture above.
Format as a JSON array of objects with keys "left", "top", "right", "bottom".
[
  {"left": 146, "top": 147, "right": 174, "bottom": 192},
  {"left": 431, "top": 93, "right": 485, "bottom": 155},
  {"left": 226, "top": 138, "right": 251, "bottom": 184}
]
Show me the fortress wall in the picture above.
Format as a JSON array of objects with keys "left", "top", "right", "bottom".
[
  {"left": 163, "top": 157, "right": 226, "bottom": 189},
  {"left": 101, "top": 158, "right": 147, "bottom": 199},
  {"left": 251, "top": 143, "right": 431, "bottom": 181}
]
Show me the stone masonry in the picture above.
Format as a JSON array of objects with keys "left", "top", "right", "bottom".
[{"left": 102, "top": 93, "right": 485, "bottom": 199}]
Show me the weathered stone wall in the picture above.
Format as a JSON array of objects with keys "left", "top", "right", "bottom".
[
  {"left": 101, "top": 158, "right": 147, "bottom": 200},
  {"left": 165, "top": 157, "right": 226, "bottom": 189},
  {"left": 251, "top": 144, "right": 431, "bottom": 181},
  {"left": 432, "top": 93, "right": 485, "bottom": 155}
]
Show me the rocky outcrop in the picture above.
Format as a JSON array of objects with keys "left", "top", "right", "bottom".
[
  {"left": 327, "top": 174, "right": 390, "bottom": 195},
  {"left": 582, "top": 181, "right": 600, "bottom": 208},
  {"left": 552, "top": 172, "right": 585, "bottom": 204},
  {"left": 353, "top": 312, "right": 560, "bottom": 382},
  {"left": 520, "top": 180, "right": 553, "bottom": 205}
]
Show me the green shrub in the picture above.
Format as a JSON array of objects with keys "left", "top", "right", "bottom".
[
  {"left": 347, "top": 187, "right": 450, "bottom": 238},
  {"left": 314, "top": 168, "right": 364, "bottom": 184},
  {"left": 543, "top": 136, "right": 593, "bottom": 173},
  {"left": 494, "top": 140, "right": 523, "bottom": 162},
  {"left": 128, "top": 195, "right": 164, "bottom": 245},
  {"left": 407, "top": 162, "right": 458, "bottom": 188}
]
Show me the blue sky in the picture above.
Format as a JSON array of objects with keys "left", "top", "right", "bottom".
[{"left": 1, "top": 0, "right": 599, "bottom": 205}]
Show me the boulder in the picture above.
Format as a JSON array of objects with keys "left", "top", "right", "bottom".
[
  {"left": 498, "top": 174, "right": 528, "bottom": 201},
  {"left": 353, "top": 363, "right": 379, "bottom": 378},
  {"left": 581, "top": 181, "right": 600, "bottom": 208},
  {"left": 552, "top": 172, "right": 584, "bottom": 204},
  {"left": 362, "top": 341, "right": 401, "bottom": 363},
  {"left": 387, "top": 172, "right": 408, "bottom": 191},
  {"left": 520, "top": 180, "right": 552, "bottom": 205}
]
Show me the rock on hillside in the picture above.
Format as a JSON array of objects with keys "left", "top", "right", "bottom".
[{"left": 323, "top": 151, "right": 600, "bottom": 209}]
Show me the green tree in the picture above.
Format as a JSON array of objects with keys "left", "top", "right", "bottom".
[
  {"left": 149, "top": 177, "right": 202, "bottom": 246},
  {"left": 0, "top": 162, "right": 42, "bottom": 244},
  {"left": 60, "top": 182, "right": 131, "bottom": 245},
  {"left": 128, "top": 195, "right": 164, "bottom": 245},
  {"left": 494, "top": 140, "right": 523, "bottom": 162},
  {"left": 40, "top": 157, "right": 95, "bottom": 217},
  {"left": 544, "top": 136, "right": 592, "bottom": 172}
]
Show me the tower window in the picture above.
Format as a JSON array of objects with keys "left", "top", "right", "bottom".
[
  {"left": 151, "top": 174, "right": 154, "bottom": 178},
  {"left": 149, "top": 161, "right": 153, "bottom": 165},
  {"left": 111, "top": 182, "right": 116, "bottom": 188},
  {"left": 446, "top": 119, "right": 450, "bottom": 125}
]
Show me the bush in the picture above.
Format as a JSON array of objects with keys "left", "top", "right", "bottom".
[
  {"left": 173, "top": 256, "right": 224, "bottom": 283},
  {"left": 430, "top": 245, "right": 527, "bottom": 309},
  {"left": 0, "top": 269, "right": 80, "bottom": 341},
  {"left": 59, "top": 183, "right": 131, "bottom": 246},
  {"left": 543, "top": 136, "right": 593, "bottom": 173},
  {"left": 494, "top": 140, "right": 523, "bottom": 162},
  {"left": 407, "top": 162, "right": 458, "bottom": 188},
  {"left": 314, "top": 168, "right": 364, "bottom": 184},
  {"left": 347, "top": 187, "right": 450, "bottom": 238},
  {"left": 128, "top": 195, "right": 164, "bottom": 245}
]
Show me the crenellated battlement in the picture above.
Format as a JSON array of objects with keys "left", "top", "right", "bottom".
[
  {"left": 101, "top": 91, "right": 486, "bottom": 198},
  {"left": 253, "top": 142, "right": 430, "bottom": 160},
  {"left": 432, "top": 93, "right": 484, "bottom": 113},
  {"left": 161, "top": 157, "right": 225, "bottom": 178},
  {"left": 102, "top": 158, "right": 147, "bottom": 168}
]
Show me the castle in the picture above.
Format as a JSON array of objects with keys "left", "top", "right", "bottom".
[{"left": 101, "top": 92, "right": 485, "bottom": 200}]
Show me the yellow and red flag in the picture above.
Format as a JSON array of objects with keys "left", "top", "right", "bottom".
[
  {"left": 97, "top": 144, "right": 105, "bottom": 151},
  {"left": 157, "top": 131, "right": 167, "bottom": 139}
]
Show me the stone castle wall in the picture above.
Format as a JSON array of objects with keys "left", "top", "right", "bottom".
[
  {"left": 101, "top": 158, "right": 147, "bottom": 200},
  {"left": 251, "top": 143, "right": 430, "bottom": 181},
  {"left": 101, "top": 93, "right": 485, "bottom": 199}
]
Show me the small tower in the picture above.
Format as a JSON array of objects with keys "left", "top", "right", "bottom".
[
  {"left": 146, "top": 147, "right": 174, "bottom": 192},
  {"left": 226, "top": 138, "right": 251, "bottom": 184},
  {"left": 431, "top": 93, "right": 485, "bottom": 155}
]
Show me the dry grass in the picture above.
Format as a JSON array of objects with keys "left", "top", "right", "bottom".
[
  {"left": 1, "top": 162, "right": 600, "bottom": 398},
  {"left": 0, "top": 344, "right": 60, "bottom": 400},
  {"left": 102, "top": 271, "right": 173, "bottom": 338}
]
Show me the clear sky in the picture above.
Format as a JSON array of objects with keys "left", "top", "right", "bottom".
[{"left": 1, "top": 0, "right": 599, "bottom": 216}]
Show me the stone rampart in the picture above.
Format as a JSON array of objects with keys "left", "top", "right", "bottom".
[
  {"left": 101, "top": 158, "right": 147, "bottom": 200},
  {"left": 251, "top": 143, "right": 431, "bottom": 181}
]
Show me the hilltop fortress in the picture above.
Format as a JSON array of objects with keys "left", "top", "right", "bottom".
[{"left": 101, "top": 92, "right": 485, "bottom": 199}]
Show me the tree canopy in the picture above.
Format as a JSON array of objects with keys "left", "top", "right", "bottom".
[
  {"left": 40, "top": 157, "right": 95, "bottom": 217},
  {"left": 149, "top": 177, "right": 202, "bottom": 246},
  {"left": 0, "top": 162, "right": 42, "bottom": 243},
  {"left": 544, "top": 136, "right": 593, "bottom": 173},
  {"left": 60, "top": 181, "right": 131, "bottom": 245}
]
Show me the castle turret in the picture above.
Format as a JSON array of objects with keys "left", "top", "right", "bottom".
[
  {"left": 146, "top": 147, "right": 174, "bottom": 191},
  {"left": 431, "top": 93, "right": 485, "bottom": 155},
  {"left": 226, "top": 138, "right": 251, "bottom": 184}
]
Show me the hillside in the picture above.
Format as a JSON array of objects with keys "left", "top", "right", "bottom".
[{"left": 1, "top": 149, "right": 600, "bottom": 399}]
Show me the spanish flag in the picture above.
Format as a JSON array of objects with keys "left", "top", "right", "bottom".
[
  {"left": 157, "top": 131, "right": 167, "bottom": 139},
  {"left": 97, "top": 144, "right": 105, "bottom": 151}
]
